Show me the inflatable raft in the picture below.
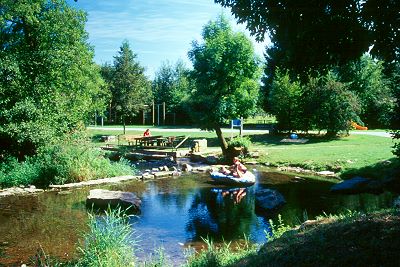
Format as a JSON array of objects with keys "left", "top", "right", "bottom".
[{"left": 210, "top": 171, "right": 256, "bottom": 186}]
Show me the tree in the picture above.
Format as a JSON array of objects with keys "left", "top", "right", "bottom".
[
  {"left": 108, "top": 41, "right": 152, "bottom": 133},
  {"left": 188, "top": 15, "right": 261, "bottom": 157},
  {"left": 339, "top": 55, "right": 395, "bottom": 128},
  {"left": 215, "top": 0, "right": 400, "bottom": 74},
  {"left": 152, "top": 60, "right": 193, "bottom": 121},
  {"left": 305, "top": 72, "right": 360, "bottom": 135},
  {"left": 0, "top": 0, "right": 105, "bottom": 158},
  {"left": 268, "top": 69, "right": 302, "bottom": 132}
]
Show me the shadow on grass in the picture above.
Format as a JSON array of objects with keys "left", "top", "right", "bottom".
[
  {"left": 248, "top": 133, "right": 345, "bottom": 146},
  {"left": 341, "top": 157, "right": 400, "bottom": 181},
  {"left": 243, "top": 210, "right": 400, "bottom": 267}
]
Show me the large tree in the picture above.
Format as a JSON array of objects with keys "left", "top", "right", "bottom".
[
  {"left": 0, "top": 0, "right": 105, "bottom": 158},
  {"left": 188, "top": 15, "right": 261, "bottom": 156},
  {"left": 106, "top": 41, "right": 152, "bottom": 133},
  {"left": 215, "top": 0, "right": 400, "bottom": 74}
]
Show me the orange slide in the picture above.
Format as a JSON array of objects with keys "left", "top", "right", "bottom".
[{"left": 351, "top": 121, "right": 368, "bottom": 130}]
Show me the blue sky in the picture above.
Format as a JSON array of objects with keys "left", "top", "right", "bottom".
[{"left": 70, "top": 0, "right": 270, "bottom": 78}]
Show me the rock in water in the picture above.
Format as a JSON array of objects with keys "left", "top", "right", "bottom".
[
  {"left": 86, "top": 189, "right": 141, "bottom": 213},
  {"left": 255, "top": 188, "right": 286, "bottom": 210},
  {"left": 330, "top": 176, "right": 370, "bottom": 193}
]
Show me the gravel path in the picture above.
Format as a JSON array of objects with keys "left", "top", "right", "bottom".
[{"left": 88, "top": 126, "right": 391, "bottom": 137}]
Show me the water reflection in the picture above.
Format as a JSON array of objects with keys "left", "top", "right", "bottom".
[
  {"left": 0, "top": 170, "right": 396, "bottom": 265},
  {"left": 185, "top": 186, "right": 258, "bottom": 242}
]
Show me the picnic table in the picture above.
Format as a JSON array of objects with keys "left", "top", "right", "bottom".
[{"left": 118, "top": 134, "right": 189, "bottom": 151}]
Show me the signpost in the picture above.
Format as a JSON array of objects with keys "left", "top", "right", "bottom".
[{"left": 231, "top": 117, "right": 243, "bottom": 139}]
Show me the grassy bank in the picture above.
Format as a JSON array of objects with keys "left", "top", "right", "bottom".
[{"left": 233, "top": 209, "right": 400, "bottom": 267}]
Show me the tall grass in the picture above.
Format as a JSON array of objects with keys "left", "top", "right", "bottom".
[
  {"left": 76, "top": 208, "right": 137, "bottom": 267},
  {"left": 264, "top": 214, "right": 292, "bottom": 242},
  {"left": 184, "top": 236, "right": 256, "bottom": 267},
  {"left": 0, "top": 141, "right": 134, "bottom": 188}
]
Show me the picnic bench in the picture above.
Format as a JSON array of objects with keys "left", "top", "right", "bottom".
[
  {"left": 118, "top": 134, "right": 189, "bottom": 151},
  {"left": 117, "top": 134, "right": 143, "bottom": 146}
]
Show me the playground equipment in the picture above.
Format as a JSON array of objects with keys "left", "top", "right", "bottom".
[{"left": 351, "top": 121, "right": 368, "bottom": 130}]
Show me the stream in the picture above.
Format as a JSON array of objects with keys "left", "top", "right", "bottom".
[{"left": 0, "top": 168, "right": 395, "bottom": 266}]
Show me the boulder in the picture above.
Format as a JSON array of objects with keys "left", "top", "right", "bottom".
[
  {"left": 205, "top": 156, "right": 219, "bottom": 165},
  {"left": 86, "top": 189, "right": 141, "bottom": 213},
  {"left": 255, "top": 188, "right": 286, "bottom": 210},
  {"left": 330, "top": 176, "right": 370, "bottom": 193}
]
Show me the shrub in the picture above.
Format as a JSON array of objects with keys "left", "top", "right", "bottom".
[
  {"left": 0, "top": 141, "right": 134, "bottom": 188},
  {"left": 264, "top": 214, "right": 292, "bottom": 242},
  {"left": 268, "top": 69, "right": 302, "bottom": 132},
  {"left": 227, "top": 136, "right": 252, "bottom": 155},
  {"left": 0, "top": 157, "right": 43, "bottom": 187},
  {"left": 391, "top": 130, "right": 400, "bottom": 158}
]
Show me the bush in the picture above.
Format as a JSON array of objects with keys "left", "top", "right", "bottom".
[
  {"left": 0, "top": 141, "right": 134, "bottom": 188},
  {"left": 391, "top": 130, "right": 400, "bottom": 158},
  {"left": 227, "top": 136, "right": 252, "bottom": 155},
  {"left": 268, "top": 69, "right": 302, "bottom": 131}
]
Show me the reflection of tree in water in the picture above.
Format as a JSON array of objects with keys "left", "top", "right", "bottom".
[
  {"left": 145, "top": 179, "right": 198, "bottom": 210},
  {"left": 185, "top": 186, "right": 257, "bottom": 241}
]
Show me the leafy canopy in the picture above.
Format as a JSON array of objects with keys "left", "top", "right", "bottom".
[
  {"left": 0, "top": 0, "right": 105, "bottom": 157},
  {"left": 188, "top": 15, "right": 261, "bottom": 131},
  {"left": 216, "top": 0, "right": 400, "bottom": 72},
  {"left": 152, "top": 60, "right": 192, "bottom": 113}
]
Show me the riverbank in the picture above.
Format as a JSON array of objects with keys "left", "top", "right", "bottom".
[{"left": 227, "top": 208, "right": 400, "bottom": 267}]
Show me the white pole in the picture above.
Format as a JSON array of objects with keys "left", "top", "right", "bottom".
[{"left": 240, "top": 117, "right": 243, "bottom": 137}]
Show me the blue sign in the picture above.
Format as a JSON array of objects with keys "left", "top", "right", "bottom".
[{"left": 232, "top": 119, "right": 241, "bottom": 127}]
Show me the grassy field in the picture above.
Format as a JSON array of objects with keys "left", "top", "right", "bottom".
[{"left": 87, "top": 127, "right": 398, "bottom": 179}]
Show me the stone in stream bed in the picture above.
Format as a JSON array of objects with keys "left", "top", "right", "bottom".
[
  {"left": 255, "top": 188, "right": 286, "bottom": 211},
  {"left": 86, "top": 189, "right": 141, "bottom": 213}
]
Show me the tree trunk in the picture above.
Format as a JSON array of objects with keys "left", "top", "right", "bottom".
[
  {"left": 123, "top": 116, "right": 126, "bottom": 135},
  {"left": 215, "top": 125, "right": 228, "bottom": 156}
]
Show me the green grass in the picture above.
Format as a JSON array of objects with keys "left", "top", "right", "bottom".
[
  {"left": 76, "top": 208, "right": 137, "bottom": 267},
  {"left": 184, "top": 237, "right": 257, "bottom": 267},
  {"left": 252, "top": 133, "right": 394, "bottom": 175}
]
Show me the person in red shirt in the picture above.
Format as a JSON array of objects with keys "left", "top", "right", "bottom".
[{"left": 143, "top": 129, "right": 151, "bottom": 137}]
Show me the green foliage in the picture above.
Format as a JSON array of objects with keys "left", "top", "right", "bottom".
[
  {"left": 0, "top": 0, "right": 106, "bottom": 158},
  {"left": 185, "top": 237, "right": 256, "bottom": 267},
  {"left": 391, "top": 131, "right": 400, "bottom": 158},
  {"left": 76, "top": 208, "right": 136, "bottom": 267},
  {"left": 268, "top": 69, "right": 302, "bottom": 131},
  {"left": 0, "top": 140, "right": 133, "bottom": 188},
  {"left": 315, "top": 210, "right": 362, "bottom": 221},
  {"left": 268, "top": 69, "right": 360, "bottom": 135},
  {"left": 340, "top": 55, "right": 395, "bottom": 128},
  {"left": 306, "top": 71, "right": 360, "bottom": 135},
  {"left": 188, "top": 15, "right": 261, "bottom": 153},
  {"left": 152, "top": 60, "right": 193, "bottom": 114},
  {"left": 227, "top": 136, "right": 252, "bottom": 155},
  {"left": 215, "top": 0, "right": 400, "bottom": 74},
  {"left": 265, "top": 214, "right": 292, "bottom": 242},
  {"left": 102, "top": 41, "right": 152, "bottom": 129}
]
